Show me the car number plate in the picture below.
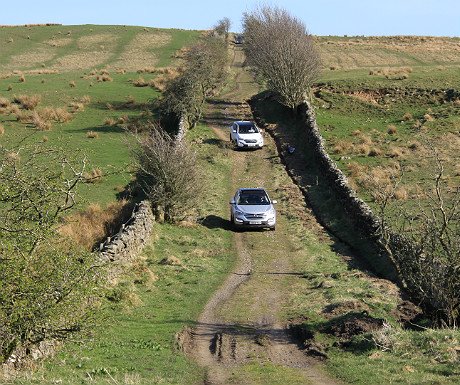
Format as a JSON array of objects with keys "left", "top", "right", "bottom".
[{"left": 250, "top": 221, "right": 262, "bottom": 225}]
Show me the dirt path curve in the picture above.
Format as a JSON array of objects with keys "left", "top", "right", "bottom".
[{"left": 185, "top": 46, "right": 343, "bottom": 385}]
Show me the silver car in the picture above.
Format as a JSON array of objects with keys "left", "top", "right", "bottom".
[
  {"left": 229, "top": 121, "right": 264, "bottom": 149},
  {"left": 229, "top": 188, "right": 277, "bottom": 230}
]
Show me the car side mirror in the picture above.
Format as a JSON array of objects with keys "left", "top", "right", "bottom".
[
  {"left": 229, "top": 200, "right": 235, "bottom": 204},
  {"left": 272, "top": 200, "right": 278, "bottom": 204}
]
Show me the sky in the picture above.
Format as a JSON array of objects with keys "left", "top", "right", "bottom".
[{"left": 1, "top": 0, "right": 459, "bottom": 37}]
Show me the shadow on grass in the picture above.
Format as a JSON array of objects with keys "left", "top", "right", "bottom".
[{"left": 200, "top": 215, "right": 233, "bottom": 231}]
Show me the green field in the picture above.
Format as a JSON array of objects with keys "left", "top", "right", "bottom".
[{"left": 0, "top": 24, "right": 202, "bottom": 206}]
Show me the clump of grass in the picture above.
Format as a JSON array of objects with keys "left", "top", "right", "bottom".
[
  {"left": 8, "top": 37, "right": 14, "bottom": 43},
  {"left": 83, "top": 168, "right": 103, "bottom": 183},
  {"left": 389, "top": 147, "right": 405, "bottom": 158},
  {"left": 41, "top": 79, "right": 46, "bottom": 84},
  {"left": 40, "top": 107, "right": 58, "bottom": 121},
  {"left": 369, "top": 147, "right": 383, "bottom": 157},
  {"left": 394, "top": 187, "right": 409, "bottom": 200},
  {"left": 412, "top": 120, "right": 422, "bottom": 129},
  {"left": 333, "top": 140, "right": 352, "bottom": 154},
  {"left": 97, "top": 74, "right": 113, "bottom": 82},
  {"left": 424, "top": 114, "right": 435, "bottom": 122},
  {"left": 356, "top": 144, "right": 370, "bottom": 156},
  {"left": 133, "top": 76, "right": 149, "bottom": 87},
  {"left": 14, "top": 94, "right": 41, "bottom": 110},
  {"left": 69, "top": 102, "right": 84, "bottom": 112},
  {"left": 9, "top": 104, "right": 19, "bottom": 114},
  {"left": 81, "top": 95, "right": 91, "bottom": 104},
  {"left": 55, "top": 108, "right": 72, "bottom": 123},
  {"left": 103, "top": 117, "right": 116, "bottom": 126},
  {"left": 69, "top": 81, "right": 76, "bottom": 88},
  {"left": 117, "top": 69, "right": 126, "bottom": 74},
  {"left": 32, "top": 112, "right": 51, "bottom": 130},
  {"left": 387, "top": 125, "right": 398, "bottom": 135},
  {"left": 15, "top": 111, "right": 31, "bottom": 123},
  {"left": 0, "top": 124, "right": 4, "bottom": 135},
  {"left": 87, "top": 131, "right": 99, "bottom": 138},
  {"left": 347, "top": 162, "right": 364, "bottom": 178},
  {"left": 0, "top": 97, "right": 11, "bottom": 108},
  {"left": 18, "top": 75, "right": 25, "bottom": 83},
  {"left": 358, "top": 135, "right": 372, "bottom": 145},
  {"left": 7, "top": 84, "right": 12, "bottom": 91},
  {"left": 408, "top": 141, "right": 421, "bottom": 150},
  {"left": 403, "top": 112, "right": 413, "bottom": 121}
]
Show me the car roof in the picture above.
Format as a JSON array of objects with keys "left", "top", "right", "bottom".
[
  {"left": 234, "top": 121, "right": 254, "bottom": 125},
  {"left": 238, "top": 188, "right": 267, "bottom": 194}
]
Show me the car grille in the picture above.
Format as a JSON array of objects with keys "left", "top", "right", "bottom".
[
  {"left": 245, "top": 214, "right": 264, "bottom": 219},
  {"left": 244, "top": 139, "right": 257, "bottom": 143}
]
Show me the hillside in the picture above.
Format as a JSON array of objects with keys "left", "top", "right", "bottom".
[
  {"left": 2, "top": 26, "right": 460, "bottom": 384},
  {"left": 0, "top": 24, "right": 202, "bottom": 207}
]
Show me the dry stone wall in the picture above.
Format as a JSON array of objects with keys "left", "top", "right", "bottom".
[
  {"left": 100, "top": 200, "right": 154, "bottom": 263},
  {"left": 298, "top": 100, "right": 451, "bottom": 312}
]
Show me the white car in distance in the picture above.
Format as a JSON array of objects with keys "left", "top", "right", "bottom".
[{"left": 230, "top": 121, "right": 264, "bottom": 149}]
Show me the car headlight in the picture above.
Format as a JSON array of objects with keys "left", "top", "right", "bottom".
[{"left": 235, "top": 210, "right": 245, "bottom": 219}]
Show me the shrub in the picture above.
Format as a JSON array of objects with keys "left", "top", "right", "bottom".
[
  {"left": 0, "top": 144, "right": 108, "bottom": 364},
  {"left": 129, "top": 123, "right": 202, "bottom": 222}
]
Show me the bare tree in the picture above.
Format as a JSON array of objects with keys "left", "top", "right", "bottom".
[
  {"left": 214, "top": 17, "right": 231, "bottom": 40},
  {"left": 242, "top": 6, "right": 321, "bottom": 112},
  {"left": 0, "top": 143, "right": 107, "bottom": 364},
  {"left": 128, "top": 123, "right": 202, "bottom": 223},
  {"left": 159, "top": 38, "right": 229, "bottom": 130},
  {"left": 359, "top": 143, "right": 460, "bottom": 326}
]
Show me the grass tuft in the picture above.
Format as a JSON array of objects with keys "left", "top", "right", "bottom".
[{"left": 87, "top": 131, "right": 99, "bottom": 139}]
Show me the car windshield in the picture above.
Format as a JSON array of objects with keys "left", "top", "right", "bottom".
[
  {"left": 238, "top": 123, "right": 257, "bottom": 134},
  {"left": 237, "top": 191, "right": 270, "bottom": 205}
]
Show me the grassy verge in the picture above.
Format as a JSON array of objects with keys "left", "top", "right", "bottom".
[{"left": 8, "top": 115, "right": 236, "bottom": 384}]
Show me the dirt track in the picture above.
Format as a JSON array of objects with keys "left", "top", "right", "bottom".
[{"left": 181, "top": 46, "right": 344, "bottom": 385}]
